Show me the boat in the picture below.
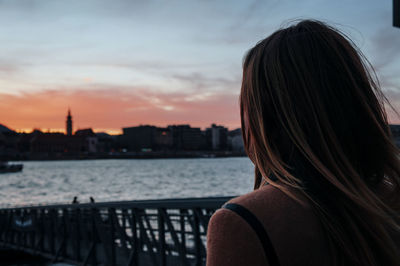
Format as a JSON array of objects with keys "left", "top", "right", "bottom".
[{"left": 0, "top": 161, "right": 23, "bottom": 174}]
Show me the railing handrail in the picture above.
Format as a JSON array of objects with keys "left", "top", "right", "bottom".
[
  {"left": 0, "top": 196, "right": 234, "bottom": 211},
  {"left": 0, "top": 195, "right": 234, "bottom": 265}
]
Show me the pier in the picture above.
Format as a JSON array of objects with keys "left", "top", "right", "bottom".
[{"left": 0, "top": 196, "right": 232, "bottom": 265}]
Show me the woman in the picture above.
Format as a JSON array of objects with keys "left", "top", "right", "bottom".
[{"left": 206, "top": 20, "right": 400, "bottom": 266}]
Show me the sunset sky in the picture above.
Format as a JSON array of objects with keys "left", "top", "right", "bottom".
[{"left": 0, "top": 0, "right": 399, "bottom": 134}]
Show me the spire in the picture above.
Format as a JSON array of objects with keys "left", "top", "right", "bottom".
[{"left": 66, "top": 108, "right": 73, "bottom": 136}]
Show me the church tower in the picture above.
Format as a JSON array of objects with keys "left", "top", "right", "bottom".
[{"left": 66, "top": 108, "right": 73, "bottom": 136}]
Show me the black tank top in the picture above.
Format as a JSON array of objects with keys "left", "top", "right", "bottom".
[{"left": 222, "top": 203, "right": 281, "bottom": 266}]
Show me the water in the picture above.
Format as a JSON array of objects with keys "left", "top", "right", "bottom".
[{"left": 0, "top": 158, "right": 254, "bottom": 208}]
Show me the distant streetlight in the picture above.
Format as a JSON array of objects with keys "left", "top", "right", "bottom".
[{"left": 395, "top": 0, "right": 400, "bottom": 28}]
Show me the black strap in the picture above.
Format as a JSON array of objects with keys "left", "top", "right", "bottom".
[{"left": 223, "top": 203, "right": 280, "bottom": 266}]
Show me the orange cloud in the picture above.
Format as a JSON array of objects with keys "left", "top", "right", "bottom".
[
  {"left": 1, "top": 87, "right": 398, "bottom": 135},
  {"left": 0, "top": 88, "right": 241, "bottom": 134}
]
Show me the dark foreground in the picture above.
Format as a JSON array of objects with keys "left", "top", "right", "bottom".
[
  {"left": 0, "top": 248, "right": 50, "bottom": 265},
  {"left": 0, "top": 196, "right": 232, "bottom": 265}
]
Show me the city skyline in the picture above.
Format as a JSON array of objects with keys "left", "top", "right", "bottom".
[
  {"left": 0, "top": 108, "right": 240, "bottom": 135},
  {"left": 0, "top": 0, "right": 399, "bottom": 133}
]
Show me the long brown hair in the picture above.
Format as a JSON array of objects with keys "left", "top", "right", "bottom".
[{"left": 240, "top": 20, "right": 400, "bottom": 266}]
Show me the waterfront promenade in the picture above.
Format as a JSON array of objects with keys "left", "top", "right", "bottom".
[{"left": 0, "top": 196, "right": 232, "bottom": 265}]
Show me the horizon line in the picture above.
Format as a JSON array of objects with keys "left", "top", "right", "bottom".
[{"left": 3, "top": 123, "right": 243, "bottom": 136}]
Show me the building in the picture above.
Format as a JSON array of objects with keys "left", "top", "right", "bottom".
[
  {"left": 154, "top": 127, "right": 173, "bottom": 150},
  {"left": 121, "top": 125, "right": 156, "bottom": 151},
  {"left": 17, "top": 130, "right": 42, "bottom": 156},
  {"left": 121, "top": 125, "right": 205, "bottom": 151},
  {"left": 75, "top": 128, "right": 98, "bottom": 153},
  {"left": 168, "top": 125, "right": 206, "bottom": 150},
  {"left": 66, "top": 109, "right": 73, "bottom": 136},
  {"left": 205, "top": 124, "right": 228, "bottom": 150},
  {"left": 95, "top": 132, "right": 116, "bottom": 153},
  {"left": 30, "top": 133, "right": 86, "bottom": 155},
  {"left": 228, "top": 128, "right": 244, "bottom": 152},
  {"left": 29, "top": 110, "right": 96, "bottom": 156}
]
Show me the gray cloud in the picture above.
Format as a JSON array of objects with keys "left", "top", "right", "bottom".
[
  {"left": 369, "top": 27, "right": 400, "bottom": 72},
  {"left": 0, "top": 60, "right": 31, "bottom": 77},
  {"left": 172, "top": 71, "right": 240, "bottom": 92},
  {"left": 0, "top": 64, "right": 17, "bottom": 73}
]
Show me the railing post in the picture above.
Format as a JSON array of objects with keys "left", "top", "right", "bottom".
[
  {"left": 158, "top": 208, "right": 166, "bottom": 266},
  {"left": 109, "top": 208, "right": 116, "bottom": 266},
  {"left": 6, "top": 210, "right": 13, "bottom": 244},
  {"left": 61, "top": 208, "right": 68, "bottom": 259},
  {"left": 91, "top": 208, "right": 97, "bottom": 266},
  {"left": 75, "top": 208, "right": 81, "bottom": 261},
  {"left": 180, "top": 209, "right": 187, "bottom": 255},
  {"left": 40, "top": 209, "right": 45, "bottom": 252},
  {"left": 0, "top": 210, "right": 4, "bottom": 242},
  {"left": 49, "top": 209, "right": 54, "bottom": 253},
  {"left": 193, "top": 208, "right": 202, "bottom": 266},
  {"left": 16, "top": 210, "right": 22, "bottom": 247},
  {"left": 129, "top": 208, "right": 139, "bottom": 266}
]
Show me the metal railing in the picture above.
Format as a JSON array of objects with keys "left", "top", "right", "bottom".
[{"left": 0, "top": 196, "right": 233, "bottom": 266}]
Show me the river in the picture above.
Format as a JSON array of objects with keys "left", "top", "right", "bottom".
[{"left": 0, "top": 157, "right": 254, "bottom": 208}]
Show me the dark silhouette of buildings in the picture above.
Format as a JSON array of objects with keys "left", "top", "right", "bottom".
[
  {"left": 2, "top": 111, "right": 243, "bottom": 159},
  {"left": 0, "top": 124, "right": 19, "bottom": 160},
  {"left": 168, "top": 125, "right": 205, "bottom": 150},
  {"left": 121, "top": 125, "right": 158, "bottom": 151},
  {"left": 120, "top": 124, "right": 231, "bottom": 152},
  {"left": 120, "top": 124, "right": 210, "bottom": 152},
  {"left": 95, "top": 132, "right": 115, "bottom": 153},
  {"left": 1, "top": 118, "right": 400, "bottom": 160},
  {"left": 155, "top": 127, "right": 174, "bottom": 150},
  {"left": 66, "top": 109, "right": 73, "bottom": 136},
  {"left": 30, "top": 132, "right": 86, "bottom": 154},
  {"left": 205, "top": 124, "right": 228, "bottom": 150},
  {"left": 75, "top": 128, "right": 98, "bottom": 153},
  {"left": 3, "top": 107, "right": 400, "bottom": 161},
  {"left": 228, "top": 128, "right": 244, "bottom": 152},
  {"left": 20, "top": 110, "right": 99, "bottom": 158},
  {"left": 75, "top": 128, "right": 95, "bottom": 136}
]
